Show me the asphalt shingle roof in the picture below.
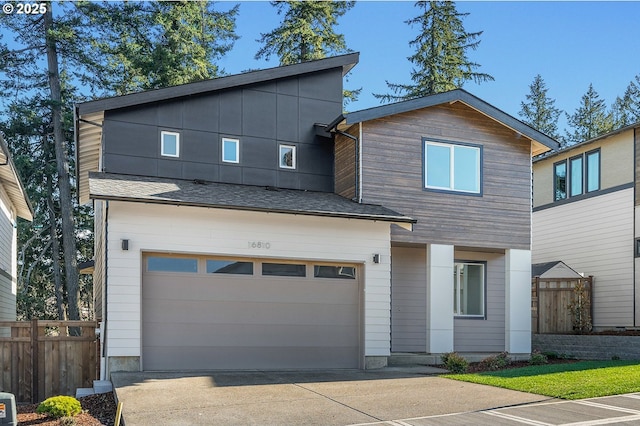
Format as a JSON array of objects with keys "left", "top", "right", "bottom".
[{"left": 88, "top": 172, "right": 415, "bottom": 224}]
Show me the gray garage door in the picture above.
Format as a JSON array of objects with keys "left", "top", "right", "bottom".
[{"left": 142, "top": 254, "right": 361, "bottom": 370}]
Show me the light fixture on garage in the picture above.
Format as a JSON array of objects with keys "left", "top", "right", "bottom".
[
  {"left": 121, "top": 239, "right": 129, "bottom": 251},
  {"left": 373, "top": 254, "right": 380, "bottom": 264}
]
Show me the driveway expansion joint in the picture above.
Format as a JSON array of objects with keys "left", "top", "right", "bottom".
[{"left": 292, "top": 382, "right": 383, "bottom": 422}]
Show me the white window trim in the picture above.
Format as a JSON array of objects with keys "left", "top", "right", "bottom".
[
  {"left": 279, "top": 144, "right": 296, "bottom": 169},
  {"left": 222, "top": 137, "right": 240, "bottom": 164},
  {"left": 424, "top": 140, "right": 481, "bottom": 194},
  {"left": 161, "top": 131, "right": 180, "bottom": 158},
  {"left": 453, "top": 262, "right": 485, "bottom": 318}
]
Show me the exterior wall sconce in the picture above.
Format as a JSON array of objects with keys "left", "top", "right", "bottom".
[
  {"left": 373, "top": 254, "right": 380, "bottom": 264},
  {"left": 121, "top": 239, "right": 129, "bottom": 251}
]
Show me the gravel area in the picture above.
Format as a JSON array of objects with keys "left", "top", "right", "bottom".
[{"left": 17, "top": 392, "right": 117, "bottom": 426}]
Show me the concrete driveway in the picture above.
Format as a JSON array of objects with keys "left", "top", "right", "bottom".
[{"left": 111, "top": 367, "right": 551, "bottom": 426}]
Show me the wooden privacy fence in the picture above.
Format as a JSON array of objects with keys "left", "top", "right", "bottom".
[
  {"left": 0, "top": 320, "right": 98, "bottom": 403},
  {"left": 532, "top": 276, "right": 593, "bottom": 334}
]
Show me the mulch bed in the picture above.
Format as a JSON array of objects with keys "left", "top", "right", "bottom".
[{"left": 17, "top": 393, "right": 117, "bottom": 426}]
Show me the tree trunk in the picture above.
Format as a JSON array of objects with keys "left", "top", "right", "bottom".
[
  {"left": 46, "top": 172, "right": 66, "bottom": 320},
  {"left": 44, "top": 5, "right": 80, "bottom": 323}
]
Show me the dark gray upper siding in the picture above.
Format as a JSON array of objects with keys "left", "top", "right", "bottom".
[{"left": 102, "top": 69, "right": 342, "bottom": 192}]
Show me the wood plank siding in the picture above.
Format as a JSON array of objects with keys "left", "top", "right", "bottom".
[
  {"left": 334, "top": 124, "right": 357, "bottom": 199},
  {"left": 360, "top": 102, "right": 532, "bottom": 250}
]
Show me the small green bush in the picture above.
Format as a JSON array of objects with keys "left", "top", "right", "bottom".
[
  {"left": 441, "top": 352, "right": 468, "bottom": 374},
  {"left": 36, "top": 395, "right": 82, "bottom": 418},
  {"left": 479, "top": 352, "right": 511, "bottom": 371},
  {"left": 529, "top": 351, "right": 548, "bottom": 365}
]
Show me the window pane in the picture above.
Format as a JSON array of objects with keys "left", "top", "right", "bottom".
[
  {"left": 453, "top": 145, "right": 480, "bottom": 192},
  {"left": 262, "top": 263, "right": 306, "bottom": 277},
  {"left": 570, "top": 156, "right": 583, "bottom": 197},
  {"left": 425, "top": 144, "right": 451, "bottom": 188},
  {"left": 162, "top": 133, "right": 178, "bottom": 156},
  {"left": 454, "top": 263, "right": 484, "bottom": 316},
  {"left": 314, "top": 265, "right": 356, "bottom": 279},
  {"left": 554, "top": 162, "right": 567, "bottom": 201},
  {"left": 222, "top": 139, "right": 238, "bottom": 163},
  {"left": 148, "top": 257, "right": 197, "bottom": 273},
  {"left": 586, "top": 151, "right": 600, "bottom": 192},
  {"left": 207, "top": 260, "right": 253, "bottom": 275}
]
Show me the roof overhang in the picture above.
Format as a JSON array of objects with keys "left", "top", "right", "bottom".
[{"left": 0, "top": 135, "right": 33, "bottom": 221}]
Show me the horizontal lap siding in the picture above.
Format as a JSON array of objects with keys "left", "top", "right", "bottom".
[
  {"left": 105, "top": 201, "right": 392, "bottom": 359},
  {"left": 360, "top": 103, "right": 532, "bottom": 250},
  {"left": 334, "top": 125, "right": 357, "bottom": 199},
  {"left": 0, "top": 193, "right": 16, "bottom": 324},
  {"left": 391, "top": 246, "right": 426, "bottom": 352},
  {"left": 533, "top": 188, "right": 634, "bottom": 327},
  {"left": 93, "top": 201, "right": 105, "bottom": 321}
]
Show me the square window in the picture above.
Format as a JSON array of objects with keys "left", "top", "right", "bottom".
[
  {"left": 222, "top": 138, "right": 239, "bottom": 163},
  {"left": 453, "top": 262, "right": 485, "bottom": 317},
  {"left": 279, "top": 145, "right": 296, "bottom": 169},
  {"left": 424, "top": 140, "right": 481, "bottom": 194},
  {"left": 161, "top": 131, "right": 180, "bottom": 157}
]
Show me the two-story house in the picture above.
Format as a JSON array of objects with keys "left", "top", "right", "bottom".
[
  {"left": 75, "top": 54, "right": 557, "bottom": 377},
  {"left": 532, "top": 124, "right": 640, "bottom": 330},
  {"left": 0, "top": 135, "right": 33, "bottom": 331}
]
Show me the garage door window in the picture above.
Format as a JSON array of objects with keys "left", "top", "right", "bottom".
[
  {"left": 207, "top": 260, "right": 253, "bottom": 275},
  {"left": 314, "top": 265, "right": 356, "bottom": 279},
  {"left": 148, "top": 257, "right": 198, "bottom": 273},
  {"left": 262, "top": 263, "right": 306, "bottom": 277}
]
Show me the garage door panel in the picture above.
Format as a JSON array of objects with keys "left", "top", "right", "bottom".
[{"left": 142, "top": 255, "right": 361, "bottom": 370}]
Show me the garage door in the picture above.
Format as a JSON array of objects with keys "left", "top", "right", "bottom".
[{"left": 142, "top": 254, "right": 361, "bottom": 370}]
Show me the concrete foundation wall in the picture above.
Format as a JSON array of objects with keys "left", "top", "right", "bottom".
[{"left": 532, "top": 334, "right": 640, "bottom": 360}]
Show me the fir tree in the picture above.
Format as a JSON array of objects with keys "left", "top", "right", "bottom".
[
  {"left": 375, "top": 1, "right": 493, "bottom": 102},
  {"left": 519, "top": 74, "right": 562, "bottom": 141},
  {"left": 611, "top": 76, "right": 640, "bottom": 128},
  {"left": 565, "top": 84, "right": 614, "bottom": 145}
]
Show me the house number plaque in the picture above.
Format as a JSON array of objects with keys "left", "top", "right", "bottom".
[{"left": 248, "top": 241, "right": 271, "bottom": 249}]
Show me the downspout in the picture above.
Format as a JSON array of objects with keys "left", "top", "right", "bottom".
[{"left": 102, "top": 200, "right": 109, "bottom": 379}]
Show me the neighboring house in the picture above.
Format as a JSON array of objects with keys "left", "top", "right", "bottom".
[
  {"left": 0, "top": 135, "right": 33, "bottom": 329},
  {"left": 532, "top": 123, "right": 640, "bottom": 330},
  {"left": 532, "top": 261, "right": 583, "bottom": 280},
  {"left": 75, "top": 54, "right": 557, "bottom": 377}
]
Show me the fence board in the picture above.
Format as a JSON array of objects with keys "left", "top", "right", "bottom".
[
  {"left": 0, "top": 321, "right": 97, "bottom": 403},
  {"left": 532, "top": 277, "right": 593, "bottom": 334}
]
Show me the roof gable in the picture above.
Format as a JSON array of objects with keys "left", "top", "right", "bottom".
[
  {"left": 0, "top": 135, "right": 33, "bottom": 221},
  {"left": 342, "top": 89, "right": 559, "bottom": 155}
]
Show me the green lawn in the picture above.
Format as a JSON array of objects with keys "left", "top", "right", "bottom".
[{"left": 443, "top": 360, "right": 640, "bottom": 400}]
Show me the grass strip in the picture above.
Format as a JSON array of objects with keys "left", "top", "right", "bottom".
[{"left": 443, "top": 360, "right": 640, "bottom": 400}]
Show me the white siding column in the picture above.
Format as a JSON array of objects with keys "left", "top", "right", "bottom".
[
  {"left": 426, "top": 244, "right": 454, "bottom": 353},
  {"left": 505, "top": 249, "right": 532, "bottom": 354}
]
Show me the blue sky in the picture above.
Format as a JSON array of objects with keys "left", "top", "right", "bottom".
[{"left": 218, "top": 1, "right": 640, "bottom": 134}]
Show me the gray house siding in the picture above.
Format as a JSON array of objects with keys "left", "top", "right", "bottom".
[{"left": 101, "top": 69, "right": 342, "bottom": 192}]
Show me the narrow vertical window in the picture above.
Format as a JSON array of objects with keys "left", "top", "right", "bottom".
[
  {"left": 453, "top": 262, "right": 485, "bottom": 317},
  {"left": 279, "top": 144, "right": 296, "bottom": 169},
  {"left": 569, "top": 156, "right": 583, "bottom": 197},
  {"left": 161, "top": 131, "right": 180, "bottom": 157},
  {"left": 586, "top": 150, "right": 600, "bottom": 192},
  {"left": 222, "top": 138, "right": 239, "bottom": 163},
  {"left": 554, "top": 161, "right": 567, "bottom": 201}
]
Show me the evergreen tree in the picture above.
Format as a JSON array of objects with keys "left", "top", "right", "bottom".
[
  {"left": 611, "top": 76, "right": 640, "bottom": 128},
  {"left": 518, "top": 74, "right": 562, "bottom": 142},
  {"left": 565, "top": 84, "right": 614, "bottom": 145},
  {"left": 256, "top": 1, "right": 354, "bottom": 65},
  {"left": 375, "top": 1, "right": 493, "bottom": 102}
]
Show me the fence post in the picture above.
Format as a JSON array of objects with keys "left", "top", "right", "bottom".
[
  {"left": 30, "top": 319, "right": 38, "bottom": 404},
  {"left": 535, "top": 276, "right": 541, "bottom": 334}
]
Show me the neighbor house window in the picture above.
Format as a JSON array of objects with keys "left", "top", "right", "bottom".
[
  {"left": 279, "top": 144, "right": 296, "bottom": 169},
  {"left": 453, "top": 262, "right": 485, "bottom": 317},
  {"left": 161, "top": 131, "right": 180, "bottom": 157},
  {"left": 553, "top": 149, "right": 600, "bottom": 201},
  {"left": 424, "top": 139, "right": 481, "bottom": 194},
  {"left": 222, "top": 138, "right": 239, "bottom": 163}
]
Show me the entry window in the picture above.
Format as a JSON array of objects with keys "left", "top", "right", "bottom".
[
  {"left": 207, "top": 260, "right": 253, "bottom": 275},
  {"left": 262, "top": 262, "right": 306, "bottom": 277},
  {"left": 453, "top": 262, "right": 485, "bottom": 317},
  {"left": 148, "top": 256, "right": 197, "bottom": 273},
  {"left": 222, "top": 138, "right": 239, "bottom": 163},
  {"left": 314, "top": 265, "right": 356, "bottom": 279},
  {"left": 161, "top": 131, "right": 180, "bottom": 157},
  {"left": 424, "top": 139, "right": 481, "bottom": 194},
  {"left": 279, "top": 145, "right": 296, "bottom": 169}
]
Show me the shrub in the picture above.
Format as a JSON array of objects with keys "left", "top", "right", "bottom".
[
  {"left": 529, "top": 351, "right": 548, "bottom": 365},
  {"left": 36, "top": 395, "right": 82, "bottom": 418},
  {"left": 479, "top": 352, "right": 511, "bottom": 371},
  {"left": 440, "top": 352, "right": 468, "bottom": 373}
]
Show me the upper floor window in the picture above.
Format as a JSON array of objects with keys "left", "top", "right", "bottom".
[
  {"left": 222, "top": 138, "right": 239, "bottom": 163},
  {"left": 453, "top": 262, "right": 485, "bottom": 317},
  {"left": 424, "top": 139, "right": 481, "bottom": 194},
  {"left": 553, "top": 149, "right": 600, "bottom": 201},
  {"left": 279, "top": 144, "right": 296, "bottom": 169},
  {"left": 161, "top": 131, "right": 180, "bottom": 157}
]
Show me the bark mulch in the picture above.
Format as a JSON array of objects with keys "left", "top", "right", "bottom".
[{"left": 17, "top": 392, "right": 117, "bottom": 426}]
